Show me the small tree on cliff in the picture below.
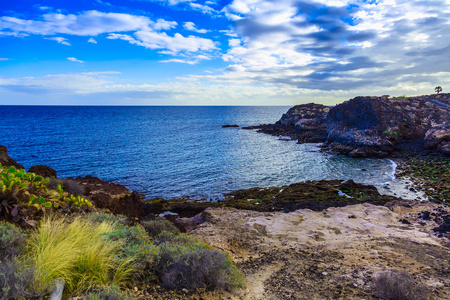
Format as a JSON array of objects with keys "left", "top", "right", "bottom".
[{"left": 435, "top": 86, "right": 442, "bottom": 94}]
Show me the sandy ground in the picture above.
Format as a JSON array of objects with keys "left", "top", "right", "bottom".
[{"left": 189, "top": 200, "right": 450, "bottom": 299}]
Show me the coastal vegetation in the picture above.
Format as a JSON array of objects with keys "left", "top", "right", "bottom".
[
  {"left": 0, "top": 160, "right": 244, "bottom": 299},
  {"left": 0, "top": 212, "right": 244, "bottom": 299},
  {"left": 0, "top": 165, "right": 92, "bottom": 226}
]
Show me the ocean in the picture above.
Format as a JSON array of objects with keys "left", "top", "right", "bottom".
[{"left": 0, "top": 106, "right": 397, "bottom": 199}]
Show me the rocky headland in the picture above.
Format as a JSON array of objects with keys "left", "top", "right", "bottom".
[{"left": 249, "top": 94, "right": 450, "bottom": 158}]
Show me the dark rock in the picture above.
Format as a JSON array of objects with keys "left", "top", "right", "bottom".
[
  {"left": 242, "top": 125, "right": 265, "bottom": 130},
  {"left": 222, "top": 124, "right": 239, "bottom": 128},
  {"left": 422, "top": 211, "right": 431, "bottom": 220},
  {"left": 258, "top": 103, "right": 330, "bottom": 143},
  {"left": 28, "top": 165, "right": 57, "bottom": 178},
  {"left": 144, "top": 180, "right": 399, "bottom": 217},
  {"left": 254, "top": 94, "right": 450, "bottom": 157},
  {"left": 0, "top": 145, "right": 24, "bottom": 169},
  {"left": 71, "top": 175, "right": 143, "bottom": 218}
]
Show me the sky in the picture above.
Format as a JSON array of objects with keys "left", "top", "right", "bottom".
[{"left": 0, "top": 0, "right": 450, "bottom": 106}]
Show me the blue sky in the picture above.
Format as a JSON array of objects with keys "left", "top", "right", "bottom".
[{"left": 1, "top": 0, "right": 449, "bottom": 105}]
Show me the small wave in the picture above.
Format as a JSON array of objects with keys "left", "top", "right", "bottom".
[{"left": 388, "top": 159, "right": 397, "bottom": 180}]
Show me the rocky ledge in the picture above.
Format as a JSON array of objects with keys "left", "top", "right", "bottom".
[{"left": 251, "top": 94, "right": 450, "bottom": 157}]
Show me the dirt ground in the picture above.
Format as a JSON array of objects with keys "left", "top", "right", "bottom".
[{"left": 176, "top": 200, "right": 450, "bottom": 300}]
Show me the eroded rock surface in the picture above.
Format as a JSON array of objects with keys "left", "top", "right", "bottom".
[{"left": 189, "top": 201, "right": 450, "bottom": 299}]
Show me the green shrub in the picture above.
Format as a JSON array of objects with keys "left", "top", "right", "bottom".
[
  {"left": 0, "top": 222, "right": 27, "bottom": 259},
  {"left": 0, "top": 258, "right": 38, "bottom": 300},
  {"left": 0, "top": 165, "right": 92, "bottom": 225},
  {"left": 82, "top": 285, "right": 134, "bottom": 300},
  {"left": 161, "top": 248, "right": 243, "bottom": 291},
  {"left": 155, "top": 233, "right": 245, "bottom": 291},
  {"left": 141, "top": 218, "right": 180, "bottom": 238},
  {"left": 89, "top": 213, "right": 159, "bottom": 284},
  {"left": 373, "top": 269, "right": 428, "bottom": 300},
  {"left": 86, "top": 212, "right": 130, "bottom": 227},
  {"left": 24, "top": 216, "right": 136, "bottom": 296}
]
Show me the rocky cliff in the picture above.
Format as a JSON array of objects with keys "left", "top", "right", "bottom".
[{"left": 260, "top": 94, "right": 450, "bottom": 157}]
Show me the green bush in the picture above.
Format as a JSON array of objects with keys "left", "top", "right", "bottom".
[
  {"left": 86, "top": 212, "right": 130, "bottom": 227},
  {"left": 0, "top": 165, "right": 92, "bottom": 225},
  {"left": 0, "top": 222, "right": 27, "bottom": 259},
  {"left": 141, "top": 218, "right": 180, "bottom": 238},
  {"left": 155, "top": 232, "right": 245, "bottom": 291},
  {"left": 0, "top": 258, "right": 38, "bottom": 300},
  {"left": 89, "top": 213, "right": 159, "bottom": 284},
  {"left": 82, "top": 285, "right": 134, "bottom": 300}
]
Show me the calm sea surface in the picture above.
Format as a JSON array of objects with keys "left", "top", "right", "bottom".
[{"left": 0, "top": 106, "right": 396, "bottom": 199}]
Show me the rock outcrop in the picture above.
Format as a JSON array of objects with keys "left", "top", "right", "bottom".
[
  {"left": 258, "top": 94, "right": 450, "bottom": 157},
  {"left": 28, "top": 165, "right": 57, "bottom": 178},
  {"left": 258, "top": 103, "right": 329, "bottom": 143},
  {"left": 0, "top": 145, "right": 24, "bottom": 169},
  {"left": 69, "top": 175, "right": 144, "bottom": 218},
  {"left": 323, "top": 94, "right": 450, "bottom": 157}
]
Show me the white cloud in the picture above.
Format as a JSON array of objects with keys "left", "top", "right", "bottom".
[
  {"left": 108, "top": 31, "right": 216, "bottom": 53},
  {"left": 0, "top": 10, "right": 213, "bottom": 56},
  {"left": 0, "top": 11, "right": 153, "bottom": 36},
  {"left": 189, "top": 3, "right": 216, "bottom": 15},
  {"left": 153, "top": 18, "right": 178, "bottom": 30},
  {"left": 208, "top": 0, "right": 450, "bottom": 94},
  {"left": 67, "top": 57, "right": 84, "bottom": 63},
  {"left": 183, "top": 22, "right": 208, "bottom": 33},
  {"left": 45, "top": 36, "right": 71, "bottom": 45},
  {"left": 0, "top": 58, "right": 11, "bottom": 61},
  {"left": 159, "top": 58, "right": 198, "bottom": 64}
]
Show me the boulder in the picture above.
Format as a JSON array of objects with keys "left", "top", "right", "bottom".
[
  {"left": 28, "top": 165, "right": 57, "bottom": 178},
  {"left": 0, "top": 145, "right": 24, "bottom": 169},
  {"left": 70, "top": 175, "right": 144, "bottom": 218}
]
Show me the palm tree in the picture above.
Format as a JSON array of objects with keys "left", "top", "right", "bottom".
[{"left": 435, "top": 86, "right": 442, "bottom": 94}]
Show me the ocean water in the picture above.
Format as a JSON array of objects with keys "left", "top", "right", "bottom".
[{"left": 0, "top": 106, "right": 397, "bottom": 199}]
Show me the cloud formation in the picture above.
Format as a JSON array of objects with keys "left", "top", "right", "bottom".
[
  {"left": 0, "top": 10, "right": 216, "bottom": 56},
  {"left": 216, "top": 0, "right": 450, "bottom": 93},
  {"left": 67, "top": 57, "right": 84, "bottom": 63},
  {"left": 45, "top": 36, "right": 71, "bottom": 45},
  {"left": 1, "top": 1, "right": 450, "bottom": 105}
]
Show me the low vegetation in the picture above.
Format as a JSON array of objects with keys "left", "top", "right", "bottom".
[
  {"left": 373, "top": 269, "right": 428, "bottom": 300},
  {"left": 0, "top": 212, "right": 245, "bottom": 299},
  {"left": 0, "top": 165, "right": 92, "bottom": 225}
]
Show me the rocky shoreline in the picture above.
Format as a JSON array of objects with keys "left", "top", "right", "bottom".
[
  {"left": 244, "top": 94, "right": 450, "bottom": 158},
  {"left": 2, "top": 91, "right": 450, "bottom": 299}
]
